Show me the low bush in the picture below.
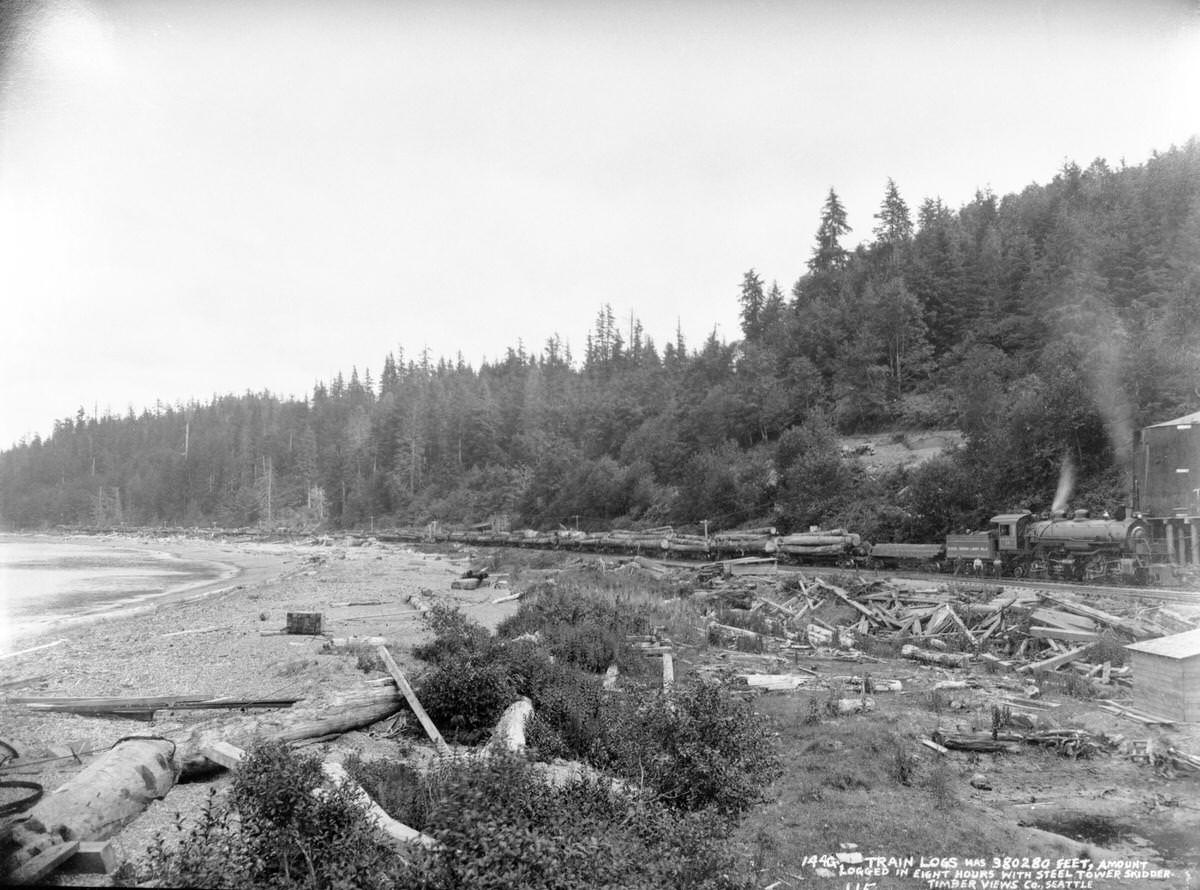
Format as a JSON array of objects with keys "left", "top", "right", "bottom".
[
  {"left": 413, "top": 599, "right": 781, "bottom": 818},
  {"left": 354, "top": 752, "right": 756, "bottom": 890},
  {"left": 498, "top": 583, "right": 649, "bottom": 674},
  {"left": 123, "top": 742, "right": 397, "bottom": 890},
  {"left": 597, "top": 682, "right": 782, "bottom": 816}
]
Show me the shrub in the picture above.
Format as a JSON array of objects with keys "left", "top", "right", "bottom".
[
  {"left": 360, "top": 752, "right": 756, "bottom": 890},
  {"left": 604, "top": 682, "right": 782, "bottom": 816},
  {"left": 417, "top": 653, "right": 517, "bottom": 745},
  {"left": 414, "top": 603, "right": 492, "bottom": 665},
  {"left": 497, "top": 583, "right": 649, "bottom": 674},
  {"left": 126, "top": 742, "right": 396, "bottom": 890}
]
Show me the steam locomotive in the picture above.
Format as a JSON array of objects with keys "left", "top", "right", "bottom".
[{"left": 868, "top": 510, "right": 1151, "bottom": 583}]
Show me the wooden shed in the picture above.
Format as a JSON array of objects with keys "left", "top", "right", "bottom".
[{"left": 1125, "top": 628, "right": 1200, "bottom": 722}]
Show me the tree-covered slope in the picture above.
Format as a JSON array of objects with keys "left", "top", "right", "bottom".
[{"left": 3, "top": 141, "right": 1198, "bottom": 538}]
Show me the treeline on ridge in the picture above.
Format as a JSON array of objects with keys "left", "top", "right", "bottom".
[{"left": 3, "top": 142, "right": 1199, "bottom": 541}]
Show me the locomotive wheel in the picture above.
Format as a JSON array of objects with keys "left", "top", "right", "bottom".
[{"left": 1011, "top": 563, "right": 1026, "bottom": 579}]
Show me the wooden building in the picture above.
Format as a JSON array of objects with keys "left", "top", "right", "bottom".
[
  {"left": 1132, "top": 409, "right": 1200, "bottom": 566},
  {"left": 1125, "top": 628, "right": 1200, "bottom": 722}
]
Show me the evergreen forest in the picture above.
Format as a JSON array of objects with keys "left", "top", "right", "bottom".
[{"left": 3, "top": 142, "right": 1199, "bottom": 542}]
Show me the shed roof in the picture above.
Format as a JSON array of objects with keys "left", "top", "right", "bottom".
[
  {"left": 1146, "top": 410, "right": 1200, "bottom": 429},
  {"left": 1126, "top": 627, "right": 1200, "bottom": 659}
]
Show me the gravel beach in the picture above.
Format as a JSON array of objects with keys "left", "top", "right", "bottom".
[{"left": 0, "top": 534, "right": 521, "bottom": 882}]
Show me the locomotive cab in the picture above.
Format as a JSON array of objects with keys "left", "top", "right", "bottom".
[{"left": 991, "top": 513, "right": 1033, "bottom": 553}]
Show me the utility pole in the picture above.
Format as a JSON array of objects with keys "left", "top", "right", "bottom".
[{"left": 702, "top": 519, "right": 709, "bottom": 544}]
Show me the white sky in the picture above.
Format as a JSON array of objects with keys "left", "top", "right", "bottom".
[{"left": 1, "top": 0, "right": 1198, "bottom": 448}]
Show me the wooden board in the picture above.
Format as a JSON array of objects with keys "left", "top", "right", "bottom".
[
  {"left": 7, "top": 840, "right": 80, "bottom": 885},
  {"left": 377, "top": 646, "right": 450, "bottom": 754}
]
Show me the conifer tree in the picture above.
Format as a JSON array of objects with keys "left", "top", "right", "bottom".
[{"left": 809, "top": 188, "right": 852, "bottom": 274}]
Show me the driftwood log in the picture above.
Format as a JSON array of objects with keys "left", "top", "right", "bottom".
[
  {"left": 5, "top": 739, "right": 178, "bottom": 875},
  {"left": 901, "top": 644, "right": 971, "bottom": 669},
  {"left": 174, "top": 685, "right": 406, "bottom": 776}
]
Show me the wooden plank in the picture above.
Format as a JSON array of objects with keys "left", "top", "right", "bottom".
[
  {"left": 7, "top": 840, "right": 80, "bottom": 885},
  {"left": 377, "top": 646, "right": 450, "bottom": 754},
  {"left": 61, "top": 840, "right": 117, "bottom": 875},
  {"left": 920, "top": 738, "right": 949, "bottom": 755},
  {"left": 1029, "top": 626, "right": 1100, "bottom": 642},
  {"left": 1018, "top": 642, "right": 1096, "bottom": 674},
  {"left": 661, "top": 651, "right": 674, "bottom": 691},
  {"left": 814, "top": 579, "right": 876, "bottom": 619},
  {"left": 199, "top": 741, "right": 247, "bottom": 770},
  {"left": 159, "top": 625, "right": 230, "bottom": 638},
  {"left": 947, "top": 606, "right": 976, "bottom": 644}
]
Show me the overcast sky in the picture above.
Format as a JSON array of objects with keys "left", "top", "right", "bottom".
[{"left": 1, "top": 0, "right": 1198, "bottom": 449}]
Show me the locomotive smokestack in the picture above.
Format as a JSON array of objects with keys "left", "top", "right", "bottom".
[{"left": 1051, "top": 455, "right": 1075, "bottom": 516}]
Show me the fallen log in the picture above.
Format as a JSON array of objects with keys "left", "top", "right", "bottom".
[
  {"left": 933, "top": 733, "right": 1020, "bottom": 754},
  {"left": 901, "top": 644, "right": 971, "bottom": 669},
  {"left": 174, "top": 686, "right": 406, "bottom": 777},
  {"left": 320, "top": 761, "right": 439, "bottom": 849},
  {"left": 1017, "top": 642, "right": 1096, "bottom": 674},
  {"left": 738, "top": 674, "right": 815, "bottom": 691},
  {"left": 6, "top": 739, "right": 177, "bottom": 876}
]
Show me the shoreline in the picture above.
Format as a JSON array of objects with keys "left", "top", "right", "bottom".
[
  {"left": 1, "top": 532, "right": 289, "bottom": 645},
  {"left": 0, "top": 533, "right": 522, "bottom": 879}
]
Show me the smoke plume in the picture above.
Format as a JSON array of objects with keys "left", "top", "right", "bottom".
[{"left": 1051, "top": 454, "right": 1075, "bottom": 515}]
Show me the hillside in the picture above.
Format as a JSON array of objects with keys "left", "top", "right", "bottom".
[{"left": 2, "top": 141, "right": 1199, "bottom": 539}]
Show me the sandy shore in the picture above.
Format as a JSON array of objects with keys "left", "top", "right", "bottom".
[{"left": 0, "top": 535, "right": 521, "bottom": 881}]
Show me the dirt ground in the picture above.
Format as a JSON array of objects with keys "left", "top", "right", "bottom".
[
  {"left": 2, "top": 539, "right": 1197, "bottom": 889},
  {"left": 840, "top": 429, "right": 964, "bottom": 473}
]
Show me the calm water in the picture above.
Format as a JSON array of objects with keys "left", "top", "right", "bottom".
[{"left": 0, "top": 535, "right": 235, "bottom": 639}]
